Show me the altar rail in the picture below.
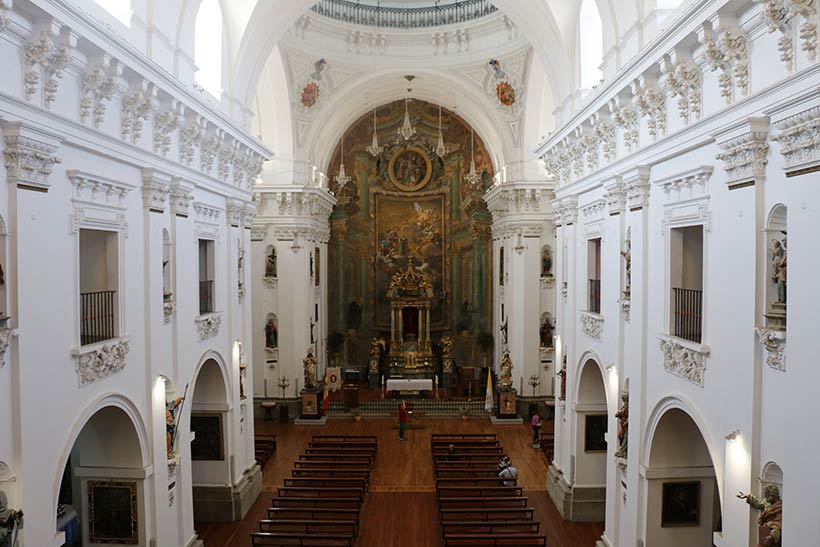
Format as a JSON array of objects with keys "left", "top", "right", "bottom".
[
  {"left": 310, "top": 0, "right": 497, "bottom": 29},
  {"left": 327, "top": 399, "right": 486, "bottom": 416}
]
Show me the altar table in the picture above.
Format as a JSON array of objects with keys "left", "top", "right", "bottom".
[{"left": 386, "top": 378, "right": 433, "bottom": 393}]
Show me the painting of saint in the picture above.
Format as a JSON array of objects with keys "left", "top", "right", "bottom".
[{"left": 388, "top": 146, "right": 432, "bottom": 191}]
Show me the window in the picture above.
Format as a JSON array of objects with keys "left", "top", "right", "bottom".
[
  {"left": 94, "top": 0, "right": 131, "bottom": 27},
  {"left": 670, "top": 226, "right": 703, "bottom": 343},
  {"left": 579, "top": 0, "right": 603, "bottom": 90},
  {"left": 80, "top": 229, "right": 119, "bottom": 345},
  {"left": 587, "top": 238, "right": 601, "bottom": 314},
  {"left": 194, "top": 0, "right": 224, "bottom": 98},
  {"left": 198, "top": 239, "right": 216, "bottom": 314}
]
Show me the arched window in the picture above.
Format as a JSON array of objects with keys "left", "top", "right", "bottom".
[
  {"left": 94, "top": 0, "right": 131, "bottom": 26},
  {"left": 194, "top": 0, "right": 224, "bottom": 99},
  {"left": 579, "top": 0, "right": 603, "bottom": 90}
]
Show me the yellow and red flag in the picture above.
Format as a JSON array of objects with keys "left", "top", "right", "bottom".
[{"left": 322, "top": 367, "right": 329, "bottom": 413}]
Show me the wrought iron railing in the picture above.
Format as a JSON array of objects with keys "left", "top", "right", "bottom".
[
  {"left": 310, "top": 0, "right": 497, "bottom": 28},
  {"left": 673, "top": 287, "right": 703, "bottom": 343},
  {"left": 588, "top": 279, "right": 601, "bottom": 314},
  {"left": 199, "top": 280, "right": 214, "bottom": 315},
  {"left": 80, "top": 290, "right": 116, "bottom": 345}
]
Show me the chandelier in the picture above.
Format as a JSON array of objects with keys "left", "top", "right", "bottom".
[
  {"left": 366, "top": 107, "right": 382, "bottom": 157},
  {"left": 398, "top": 98, "right": 417, "bottom": 141},
  {"left": 435, "top": 103, "right": 447, "bottom": 158},
  {"left": 464, "top": 128, "right": 481, "bottom": 186},
  {"left": 334, "top": 131, "right": 352, "bottom": 190}
]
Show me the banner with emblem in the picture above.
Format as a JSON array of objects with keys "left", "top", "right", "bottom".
[{"left": 326, "top": 367, "right": 342, "bottom": 392}]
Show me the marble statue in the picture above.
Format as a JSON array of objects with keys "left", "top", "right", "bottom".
[
  {"left": 621, "top": 239, "right": 632, "bottom": 291},
  {"left": 265, "top": 248, "right": 277, "bottom": 278},
  {"left": 499, "top": 352, "right": 513, "bottom": 389},
  {"left": 541, "top": 247, "right": 552, "bottom": 277},
  {"left": 614, "top": 390, "right": 629, "bottom": 459},
  {"left": 771, "top": 238, "right": 787, "bottom": 304},
  {"left": 303, "top": 348, "right": 318, "bottom": 390},
  {"left": 0, "top": 496, "right": 23, "bottom": 547},
  {"left": 737, "top": 485, "right": 782, "bottom": 547}
]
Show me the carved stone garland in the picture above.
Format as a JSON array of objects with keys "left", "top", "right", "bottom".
[
  {"left": 74, "top": 340, "right": 130, "bottom": 386},
  {"left": 659, "top": 337, "right": 708, "bottom": 386}
]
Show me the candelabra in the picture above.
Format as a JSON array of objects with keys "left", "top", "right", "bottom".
[
  {"left": 529, "top": 374, "right": 541, "bottom": 397},
  {"left": 278, "top": 377, "right": 291, "bottom": 400}
]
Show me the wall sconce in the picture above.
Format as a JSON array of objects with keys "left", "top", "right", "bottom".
[
  {"left": 290, "top": 233, "right": 302, "bottom": 254},
  {"left": 725, "top": 429, "right": 741, "bottom": 442},
  {"left": 606, "top": 363, "right": 616, "bottom": 374},
  {"left": 514, "top": 232, "right": 525, "bottom": 255}
]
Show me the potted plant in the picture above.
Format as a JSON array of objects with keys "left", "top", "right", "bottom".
[
  {"left": 458, "top": 404, "right": 470, "bottom": 422},
  {"left": 327, "top": 331, "right": 345, "bottom": 366},
  {"left": 352, "top": 408, "right": 362, "bottom": 422}
]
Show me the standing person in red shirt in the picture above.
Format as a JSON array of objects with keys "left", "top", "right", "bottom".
[{"left": 398, "top": 400, "right": 407, "bottom": 441}]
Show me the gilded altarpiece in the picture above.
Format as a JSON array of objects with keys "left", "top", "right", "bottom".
[{"left": 328, "top": 100, "right": 494, "bottom": 373}]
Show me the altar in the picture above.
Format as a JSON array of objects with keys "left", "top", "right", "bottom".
[
  {"left": 386, "top": 378, "right": 433, "bottom": 394},
  {"left": 386, "top": 264, "right": 436, "bottom": 377}
]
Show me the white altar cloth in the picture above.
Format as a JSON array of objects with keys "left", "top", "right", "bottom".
[{"left": 386, "top": 378, "right": 433, "bottom": 392}]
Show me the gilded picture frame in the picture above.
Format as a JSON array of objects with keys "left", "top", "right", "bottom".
[
  {"left": 88, "top": 480, "right": 138, "bottom": 544},
  {"left": 388, "top": 145, "right": 433, "bottom": 192}
]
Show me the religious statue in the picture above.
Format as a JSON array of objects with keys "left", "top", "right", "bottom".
[
  {"left": 541, "top": 247, "right": 552, "bottom": 277},
  {"left": 621, "top": 239, "right": 632, "bottom": 292},
  {"left": 0, "top": 496, "right": 23, "bottom": 547},
  {"left": 265, "top": 248, "right": 277, "bottom": 278},
  {"left": 737, "top": 485, "right": 782, "bottom": 547},
  {"left": 614, "top": 390, "right": 629, "bottom": 459},
  {"left": 539, "top": 317, "right": 554, "bottom": 348},
  {"left": 265, "top": 318, "right": 278, "bottom": 348},
  {"left": 165, "top": 395, "right": 185, "bottom": 458},
  {"left": 499, "top": 352, "right": 513, "bottom": 389},
  {"left": 558, "top": 361, "right": 567, "bottom": 400},
  {"left": 440, "top": 336, "right": 454, "bottom": 359},
  {"left": 370, "top": 337, "right": 386, "bottom": 358},
  {"left": 303, "top": 348, "right": 318, "bottom": 390},
  {"left": 771, "top": 238, "right": 787, "bottom": 304},
  {"left": 500, "top": 318, "right": 509, "bottom": 348},
  {"left": 0, "top": 263, "right": 4, "bottom": 286}
]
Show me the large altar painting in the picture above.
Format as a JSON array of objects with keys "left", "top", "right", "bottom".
[
  {"left": 375, "top": 194, "right": 445, "bottom": 327},
  {"left": 388, "top": 146, "right": 433, "bottom": 191}
]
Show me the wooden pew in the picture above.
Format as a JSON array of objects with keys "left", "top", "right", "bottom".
[
  {"left": 435, "top": 469, "right": 502, "bottom": 478},
  {"left": 437, "top": 496, "right": 529, "bottom": 509},
  {"left": 257, "top": 519, "right": 357, "bottom": 536},
  {"left": 293, "top": 460, "right": 371, "bottom": 471},
  {"left": 432, "top": 434, "right": 497, "bottom": 442},
  {"left": 433, "top": 453, "right": 506, "bottom": 463},
  {"left": 441, "top": 521, "right": 541, "bottom": 534},
  {"left": 291, "top": 468, "right": 370, "bottom": 480},
  {"left": 312, "top": 435, "right": 377, "bottom": 443},
  {"left": 305, "top": 447, "right": 375, "bottom": 456},
  {"left": 435, "top": 461, "right": 501, "bottom": 471},
  {"left": 440, "top": 507, "right": 535, "bottom": 522},
  {"left": 282, "top": 477, "right": 367, "bottom": 490},
  {"left": 432, "top": 447, "right": 503, "bottom": 456},
  {"left": 298, "top": 454, "right": 374, "bottom": 467},
  {"left": 271, "top": 497, "right": 362, "bottom": 510},
  {"left": 277, "top": 486, "right": 364, "bottom": 499},
  {"left": 442, "top": 534, "right": 547, "bottom": 546},
  {"left": 436, "top": 477, "right": 514, "bottom": 488},
  {"left": 436, "top": 486, "right": 523, "bottom": 498},
  {"left": 267, "top": 507, "right": 360, "bottom": 530},
  {"left": 250, "top": 532, "right": 354, "bottom": 546}
]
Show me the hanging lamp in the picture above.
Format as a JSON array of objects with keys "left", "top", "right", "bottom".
[
  {"left": 435, "top": 103, "right": 447, "bottom": 158},
  {"left": 334, "top": 131, "right": 352, "bottom": 190},
  {"left": 464, "top": 128, "right": 481, "bottom": 186},
  {"left": 366, "top": 107, "right": 382, "bottom": 157},
  {"left": 398, "top": 98, "right": 417, "bottom": 141}
]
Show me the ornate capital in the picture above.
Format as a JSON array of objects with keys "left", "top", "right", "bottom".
[
  {"left": 163, "top": 301, "right": 176, "bottom": 325},
  {"left": 170, "top": 178, "right": 194, "bottom": 217},
  {"left": 2, "top": 122, "right": 62, "bottom": 192},
  {"left": 622, "top": 166, "right": 651, "bottom": 211},
  {"left": 756, "top": 327, "right": 786, "bottom": 371},
  {"left": 659, "top": 335, "right": 710, "bottom": 386},
  {"left": 226, "top": 198, "right": 244, "bottom": 227},
  {"left": 73, "top": 339, "right": 130, "bottom": 387},
  {"left": 773, "top": 104, "right": 820, "bottom": 176},
  {"left": 580, "top": 311, "right": 603, "bottom": 341},
  {"left": 619, "top": 298, "right": 631, "bottom": 322},
  {"left": 603, "top": 180, "right": 625, "bottom": 215},
  {"left": 141, "top": 168, "right": 171, "bottom": 212},
  {"left": 196, "top": 313, "right": 222, "bottom": 340},
  {"left": 716, "top": 117, "right": 770, "bottom": 188}
]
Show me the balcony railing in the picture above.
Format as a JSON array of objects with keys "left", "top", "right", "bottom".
[
  {"left": 310, "top": 0, "right": 497, "bottom": 29},
  {"left": 80, "top": 290, "right": 116, "bottom": 346},
  {"left": 588, "top": 279, "right": 601, "bottom": 314},
  {"left": 673, "top": 287, "right": 703, "bottom": 343},
  {"left": 199, "top": 280, "right": 214, "bottom": 315}
]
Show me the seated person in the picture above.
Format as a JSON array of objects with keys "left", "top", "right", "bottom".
[{"left": 497, "top": 457, "right": 518, "bottom": 486}]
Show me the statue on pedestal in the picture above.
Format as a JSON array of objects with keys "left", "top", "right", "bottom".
[
  {"left": 737, "top": 485, "right": 782, "bottom": 547},
  {"left": 440, "top": 336, "right": 454, "bottom": 358},
  {"left": 771, "top": 238, "right": 787, "bottom": 304},
  {"left": 621, "top": 239, "right": 632, "bottom": 293},
  {"left": 370, "top": 337, "right": 386, "bottom": 358},
  {"left": 499, "top": 352, "right": 513, "bottom": 390},
  {"left": 166, "top": 396, "right": 185, "bottom": 458},
  {"left": 0, "top": 496, "right": 23, "bottom": 547},
  {"left": 303, "top": 348, "right": 318, "bottom": 391},
  {"left": 614, "top": 390, "right": 629, "bottom": 459}
]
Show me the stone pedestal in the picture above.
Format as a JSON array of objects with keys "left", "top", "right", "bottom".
[
  {"left": 300, "top": 390, "right": 320, "bottom": 418},
  {"left": 498, "top": 389, "right": 517, "bottom": 417},
  {"left": 764, "top": 301, "right": 787, "bottom": 329}
]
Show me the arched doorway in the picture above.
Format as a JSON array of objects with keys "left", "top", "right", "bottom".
[
  {"left": 644, "top": 406, "right": 722, "bottom": 546},
  {"left": 56, "top": 401, "right": 150, "bottom": 546},
  {"left": 572, "top": 357, "right": 608, "bottom": 521},
  {"left": 189, "top": 357, "right": 232, "bottom": 522}
]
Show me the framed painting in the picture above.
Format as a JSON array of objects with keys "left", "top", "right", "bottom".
[
  {"left": 388, "top": 145, "right": 433, "bottom": 192},
  {"left": 190, "top": 413, "right": 224, "bottom": 461},
  {"left": 584, "top": 414, "right": 608, "bottom": 452},
  {"left": 88, "top": 480, "right": 138, "bottom": 544},
  {"left": 662, "top": 481, "right": 700, "bottom": 527}
]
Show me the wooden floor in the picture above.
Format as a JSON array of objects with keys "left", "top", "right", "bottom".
[{"left": 197, "top": 417, "right": 604, "bottom": 546}]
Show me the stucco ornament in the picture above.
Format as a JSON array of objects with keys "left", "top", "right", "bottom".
[
  {"left": 195, "top": 313, "right": 221, "bottom": 340},
  {"left": 659, "top": 337, "right": 707, "bottom": 386},
  {"left": 75, "top": 341, "right": 130, "bottom": 386}
]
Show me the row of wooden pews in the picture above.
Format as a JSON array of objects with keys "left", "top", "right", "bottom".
[
  {"left": 432, "top": 433, "right": 548, "bottom": 546},
  {"left": 255, "top": 434, "right": 277, "bottom": 467},
  {"left": 251, "top": 435, "right": 377, "bottom": 546}
]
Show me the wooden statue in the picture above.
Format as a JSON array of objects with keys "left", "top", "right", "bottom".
[{"left": 737, "top": 485, "right": 782, "bottom": 547}]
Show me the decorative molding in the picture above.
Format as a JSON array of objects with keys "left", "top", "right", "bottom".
[
  {"left": 163, "top": 300, "right": 176, "bottom": 325},
  {"left": 1, "top": 122, "right": 62, "bottom": 192},
  {"left": 540, "top": 275, "right": 555, "bottom": 289},
  {"left": 250, "top": 225, "right": 267, "bottom": 241},
  {"left": 0, "top": 328, "right": 13, "bottom": 367},
  {"left": 658, "top": 335, "right": 710, "bottom": 386},
  {"left": 263, "top": 276, "right": 278, "bottom": 289},
  {"left": 603, "top": 180, "right": 625, "bottom": 216},
  {"left": 226, "top": 199, "right": 244, "bottom": 228},
  {"left": 609, "top": 96, "right": 639, "bottom": 153},
  {"left": 772, "top": 104, "right": 820, "bottom": 175},
  {"left": 655, "top": 165, "right": 713, "bottom": 204},
  {"left": 170, "top": 178, "right": 194, "bottom": 217},
  {"left": 755, "top": 327, "right": 786, "bottom": 371},
  {"left": 141, "top": 169, "right": 171, "bottom": 212},
  {"left": 153, "top": 100, "right": 182, "bottom": 158},
  {"left": 790, "top": 0, "right": 818, "bottom": 61},
  {"left": 68, "top": 169, "right": 135, "bottom": 210},
  {"left": 195, "top": 313, "right": 222, "bottom": 340},
  {"left": 698, "top": 21, "right": 749, "bottom": 104},
  {"left": 659, "top": 50, "right": 702, "bottom": 123},
  {"left": 619, "top": 298, "right": 631, "bottom": 322},
  {"left": 760, "top": 0, "right": 797, "bottom": 71},
  {"left": 72, "top": 339, "right": 130, "bottom": 387},
  {"left": 631, "top": 75, "right": 667, "bottom": 141},
  {"left": 580, "top": 311, "right": 604, "bottom": 341},
  {"left": 79, "top": 56, "right": 121, "bottom": 128},
  {"left": 715, "top": 117, "right": 770, "bottom": 188},
  {"left": 24, "top": 27, "right": 74, "bottom": 108},
  {"left": 193, "top": 202, "right": 222, "bottom": 241},
  {"left": 179, "top": 114, "right": 205, "bottom": 167},
  {"left": 622, "top": 166, "right": 651, "bottom": 211},
  {"left": 121, "top": 79, "right": 156, "bottom": 144}
]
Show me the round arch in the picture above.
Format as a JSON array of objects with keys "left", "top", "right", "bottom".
[
  {"left": 188, "top": 349, "right": 231, "bottom": 404},
  {"left": 52, "top": 393, "right": 151, "bottom": 525},
  {"left": 574, "top": 349, "right": 612, "bottom": 409}
]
